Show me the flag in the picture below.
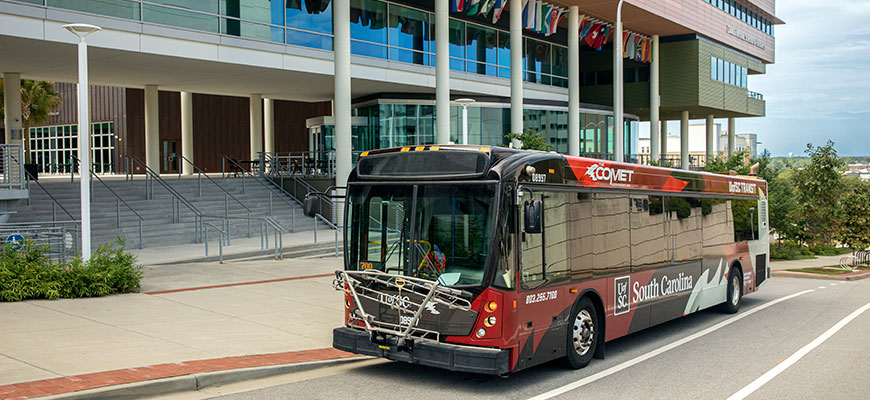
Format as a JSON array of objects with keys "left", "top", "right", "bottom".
[
  {"left": 535, "top": 1, "right": 544, "bottom": 33},
  {"left": 522, "top": 0, "right": 532, "bottom": 29},
  {"left": 492, "top": 0, "right": 507, "bottom": 23},
  {"left": 540, "top": 4, "right": 551, "bottom": 34},
  {"left": 286, "top": 0, "right": 302, "bottom": 10},
  {"left": 584, "top": 22, "right": 602, "bottom": 47},
  {"left": 579, "top": 18, "right": 593, "bottom": 39},
  {"left": 480, "top": 0, "right": 496, "bottom": 16},
  {"left": 601, "top": 24, "right": 614, "bottom": 45},
  {"left": 596, "top": 25, "right": 611, "bottom": 49},
  {"left": 467, "top": 0, "right": 481, "bottom": 15},
  {"left": 592, "top": 24, "right": 608, "bottom": 49},
  {"left": 452, "top": 0, "right": 464, "bottom": 12},
  {"left": 622, "top": 32, "right": 632, "bottom": 58},
  {"left": 549, "top": 8, "right": 564, "bottom": 36}
]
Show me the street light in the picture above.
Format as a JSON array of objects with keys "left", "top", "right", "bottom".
[
  {"left": 64, "top": 23, "right": 101, "bottom": 262},
  {"left": 613, "top": 0, "right": 625, "bottom": 162},
  {"left": 455, "top": 98, "right": 475, "bottom": 145}
]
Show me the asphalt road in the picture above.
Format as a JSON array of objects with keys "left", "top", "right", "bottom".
[{"left": 207, "top": 277, "right": 870, "bottom": 400}]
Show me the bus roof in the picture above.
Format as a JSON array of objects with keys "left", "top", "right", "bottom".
[{"left": 353, "top": 145, "right": 766, "bottom": 198}]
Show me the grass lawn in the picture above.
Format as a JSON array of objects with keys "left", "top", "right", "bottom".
[{"left": 787, "top": 266, "right": 870, "bottom": 275}]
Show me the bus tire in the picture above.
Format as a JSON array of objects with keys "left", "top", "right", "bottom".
[
  {"left": 720, "top": 266, "right": 743, "bottom": 314},
  {"left": 565, "top": 297, "right": 598, "bottom": 369}
]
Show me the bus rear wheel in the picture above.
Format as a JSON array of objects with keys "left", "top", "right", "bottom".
[
  {"left": 565, "top": 297, "right": 598, "bottom": 369},
  {"left": 720, "top": 266, "right": 743, "bottom": 314}
]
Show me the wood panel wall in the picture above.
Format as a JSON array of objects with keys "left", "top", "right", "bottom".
[
  {"left": 274, "top": 100, "right": 332, "bottom": 152},
  {"left": 191, "top": 93, "right": 251, "bottom": 173}
]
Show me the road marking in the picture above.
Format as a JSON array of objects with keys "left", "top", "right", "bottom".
[
  {"left": 528, "top": 289, "right": 815, "bottom": 400},
  {"left": 829, "top": 283, "right": 837, "bottom": 286},
  {"left": 818, "top": 286, "right": 826, "bottom": 289},
  {"left": 726, "top": 299, "right": 870, "bottom": 400}
]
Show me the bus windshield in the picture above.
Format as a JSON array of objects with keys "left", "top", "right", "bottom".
[{"left": 345, "top": 182, "right": 497, "bottom": 287}]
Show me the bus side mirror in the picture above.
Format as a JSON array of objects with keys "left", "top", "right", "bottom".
[
  {"left": 524, "top": 200, "right": 542, "bottom": 234},
  {"left": 303, "top": 194, "right": 320, "bottom": 218}
]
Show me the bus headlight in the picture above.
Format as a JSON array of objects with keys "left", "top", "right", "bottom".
[
  {"left": 485, "top": 301, "right": 498, "bottom": 312},
  {"left": 476, "top": 328, "right": 487, "bottom": 338},
  {"left": 345, "top": 299, "right": 352, "bottom": 309},
  {"left": 484, "top": 316, "right": 496, "bottom": 327}
]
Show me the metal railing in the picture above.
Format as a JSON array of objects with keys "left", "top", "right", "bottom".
[
  {"left": 70, "top": 156, "right": 145, "bottom": 249},
  {"left": 748, "top": 91, "right": 764, "bottom": 100},
  {"left": 637, "top": 154, "right": 707, "bottom": 170},
  {"left": 0, "top": 144, "right": 25, "bottom": 190},
  {"left": 0, "top": 222, "right": 79, "bottom": 264},
  {"left": 123, "top": 154, "right": 286, "bottom": 258},
  {"left": 222, "top": 155, "right": 300, "bottom": 232},
  {"left": 252, "top": 151, "right": 336, "bottom": 177}
]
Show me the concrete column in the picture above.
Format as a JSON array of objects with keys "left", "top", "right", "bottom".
[
  {"left": 180, "top": 92, "right": 193, "bottom": 175},
  {"left": 334, "top": 0, "right": 352, "bottom": 204},
  {"left": 680, "top": 111, "right": 689, "bottom": 170},
  {"left": 705, "top": 114, "right": 715, "bottom": 163},
  {"left": 264, "top": 98, "right": 275, "bottom": 153},
  {"left": 249, "top": 94, "right": 263, "bottom": 161},
  {"left": 435, "top": 0, "right": 450, "bottom": 144},
  {"left": 567, "top": 6, "right": 580, "bottom": 156},
  {"left": 509, "top": 0, "right": 523, "bottom": 145},
  {"left": 649, "top": 35, "right": 660, "bottom": 163},
  {"left": 613, "top": 2, "right": 625, "bottom": 162},
  {"left": 144, "top": 85, "right": 160, "bottom": 172},
  {"left": 660, "top": 119, "right": 668, "bottom": 162},
  {"left": 728, "top": 117, "right": 736, "bottom": 156},
  {"left": 3, "top": 73, "right": 22, "bottom": 148}
]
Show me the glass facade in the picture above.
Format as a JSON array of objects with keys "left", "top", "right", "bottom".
[
  {"left": 711, "top": 56, "right": 748, "bottom": 88},
  {"left": 353, "top": 102, "right": 637, "bottom": 159},
  {"left": 29, "top": 122, "right": 116, "bottom": 174},
  {"left": 42, "top": 0, "right": 571, "bottom": 90}
]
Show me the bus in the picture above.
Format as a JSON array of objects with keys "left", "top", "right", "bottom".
[{"left": 306, "top": 145, "right": 769, "bottom": 376}]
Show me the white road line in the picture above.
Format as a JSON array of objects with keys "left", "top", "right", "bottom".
[
  {"left": 818, "top": 286, "right": 826, "bottom": 289},
  {"left": 829, "top": 283, "right": 837, "bottom": 286},
  {"left": 726, "top": 299, "right": 870, "bottom": 400},
  {"left": 528, "top": 289, "right": 815, "bottom": 400}
]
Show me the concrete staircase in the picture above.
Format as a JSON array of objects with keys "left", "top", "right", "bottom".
[{"left": 7, "top": 175, "right": 321, "bottom": 251}]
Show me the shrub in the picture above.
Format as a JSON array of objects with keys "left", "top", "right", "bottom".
[
  {"left": 810, "top": 243, "right": 854, "bottom": 257},
  {"left": 770, "top": 241, "right": 816, "bottom": 260},
  {"left": 0, "top": 239, "right": 143, "bottom": 302}
]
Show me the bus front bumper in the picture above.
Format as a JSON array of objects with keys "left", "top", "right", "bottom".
[{"left": 333, "top": 327, "right": 510, "bottom": 375}]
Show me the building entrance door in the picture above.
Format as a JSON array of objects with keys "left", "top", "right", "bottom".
[{"left": 162, "top": 140, "right": 178, "bottom": 174}]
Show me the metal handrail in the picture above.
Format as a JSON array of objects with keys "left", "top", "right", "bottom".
[
  {"left": 71, "top": 156, "right": 144, "bottom": 249},
  {"left": 260, "top": 152, "right": 338, "bottom": 227},
  {"left": 223, "top": 155, "right": 302, "bottom": 210},
  {"left": 176, "top": 154, "right": 253, "bottom": 213},
  {"left": 222, "top": 155, "right": 304, "bottom": 232},
  {"left": 202, "top": 222, "right": 225, "bottom": 263}
]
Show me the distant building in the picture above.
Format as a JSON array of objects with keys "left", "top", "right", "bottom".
[
  {"left": 719, "top": 133, "right": 758, "bottom": 158},
  {"left": 845, "top": 164, "right": 870, "bottom": 182},
  {"left": 638, "top": 122, "right": 723, "bottom": 167}
]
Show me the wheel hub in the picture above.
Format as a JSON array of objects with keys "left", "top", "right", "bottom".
[{"left": 572, "top": 310, "right": 594, "bottom": 356}]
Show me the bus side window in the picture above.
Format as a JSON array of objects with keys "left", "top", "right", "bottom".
[
  {"left": 520, "top": 191, "right": 569, "bottom": 289},
  {"left": 520, "top": 194, "right": 545, "bottom": 287}
]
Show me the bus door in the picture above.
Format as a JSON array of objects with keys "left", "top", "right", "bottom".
[{"left": 514, "top": 189, "right": 573, "bottom": 370}]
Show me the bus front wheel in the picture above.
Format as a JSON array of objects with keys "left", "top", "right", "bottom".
[
  {"left": 720, "top": 266, "right": 743, "bottom": 314},
  {"left": 565, "top": 297, "right": 598, "bottom": 369}
]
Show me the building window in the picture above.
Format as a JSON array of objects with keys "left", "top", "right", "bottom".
[
  {"left": 29, "top": 122, "right": 116, "bottom": 175},
  {"left": 711, "top": 56, "right": 749, "bottom": 89},
  {"left": 388, "top": 3, "right": 430, "bottom": 66},
  {"left": 350, "top": 0, "right": 388, "bottom": 59}
]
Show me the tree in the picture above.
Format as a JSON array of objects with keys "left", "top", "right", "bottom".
[
  {"left": 839, "top": 178, "right": 870, "bottom": 251},
  {"left": 791, "top": 141, "right": 845, "bottom": 248},
  {"left": 703, "top": 150, "right": 750, "bottom": 175},
  {"left": 504, "top": 129, "right": 551, "bottom": 151},
  {"left": 20, "top": 80, "right": 62, "bottom": 164}
]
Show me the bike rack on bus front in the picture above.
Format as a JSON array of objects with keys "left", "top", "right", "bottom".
[{"left": 333, "top": 270, "right": 473, "bottom": 348}]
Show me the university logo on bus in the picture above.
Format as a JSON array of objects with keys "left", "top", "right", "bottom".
[
  {"left": 585, "top": 163, "right": 635, "bottom": 186},
  {"left": 614, "top": 276, "right": 630, "bottom": 315}
]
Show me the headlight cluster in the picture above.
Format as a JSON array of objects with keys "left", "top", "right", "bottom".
[{"left": 476, "top": 301, "right": 499, "bottom": 338}]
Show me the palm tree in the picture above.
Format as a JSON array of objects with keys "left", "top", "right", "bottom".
[{"left": 20, "top": 80, "right": 62, "bottom": 164}]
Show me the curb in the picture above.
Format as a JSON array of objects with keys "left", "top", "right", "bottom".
[
  {"left": 36, "top": 357, "right": 366, "bottom": 400},
  {"left": 771, "top": 270, "right": 870, "bottom": 281},
  {"left": 148, "top": 241, "right": 340, "bottom": 266}
]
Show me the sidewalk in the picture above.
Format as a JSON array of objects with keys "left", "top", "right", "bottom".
[
  {"left": 0, "top": 255, "right": 350, "bottom": 399},
  {"left": 770, "top": 254, "right": 847, "bottom": 271},
  {"left": 771, "top": 254, "right": 870, "bottom": 281}
]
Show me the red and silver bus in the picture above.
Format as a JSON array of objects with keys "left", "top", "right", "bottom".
[{"left": 308, "top": 145, "right": 769, "bottom": 375}]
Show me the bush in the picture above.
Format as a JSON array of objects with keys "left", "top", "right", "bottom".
[
  {"left": 0, "top": 239, "right": 143, "bottom": 302},
  {"left": 770, "top": 241, "right": 816, "bottom": 260},
  {"left": 811, "top": 243, "right": 854, "bottom": 257}
]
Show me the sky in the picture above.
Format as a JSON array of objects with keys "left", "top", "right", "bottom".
[{"left": 639, "top": 0, "right": 870, "bottom": 157}]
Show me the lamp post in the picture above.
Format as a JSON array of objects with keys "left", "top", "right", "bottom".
[
  {"left": 613, "top": 0, "right": 625, "bottom": 162},
  {"left": 64, "top": 23, "right": 101, "bottom": 262},
  {"left": 455, "top": 98, "right": 475, "bottom": 145}
]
